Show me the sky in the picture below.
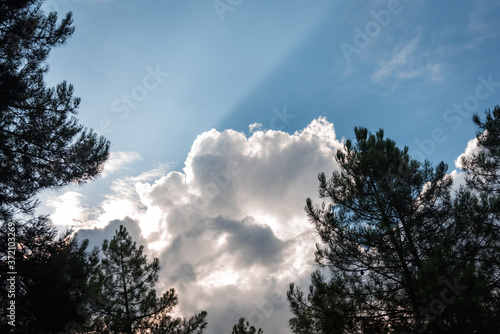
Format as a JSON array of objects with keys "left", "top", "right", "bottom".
[{"left": 36, "top": 0, "right": 500, "bottom": 333}]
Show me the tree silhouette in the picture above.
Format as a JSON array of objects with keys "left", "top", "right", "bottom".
[
  {"left": 460, "top": 105, "right": 500, "bottom": 195},
  {"left": 0, "top": 1, "right": 109, "bottom": 331},
  {"left": 0, "top": 0, "right": 109, "bottom": 223},
  {"left": 288, "top": 123, "right": 500, "bottom": 333},
  {"left": 87, "top": 225, "right": 207, "bottom": 334},
  {"left": 3, "top": 229, "right": 99, "bottom": 332},
  {"left": 231, "top": 318, "right": 263, "bottom": 334}
]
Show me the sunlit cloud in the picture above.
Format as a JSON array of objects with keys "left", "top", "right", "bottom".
[
  {"left": 455, "top": 137, "right": 480, "bottom": 170},
  {"left": 100, "top": 151, "right": 141, "bottom": 178},
  {"left": 54, "top": 116, "right": 482, "bottom": 333},
  {"left": 75, "top": 117, "right": 342, "bottom": 333},
  {"left": 47, "top": 191, "right": 85, "bottom": 228}
]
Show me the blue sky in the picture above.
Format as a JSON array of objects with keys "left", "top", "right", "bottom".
[
  {"left": 44, "top": 0, "right": 499, "bottom": 170},
  {"left": 39, "top": 0, "right": 500, "bottom": 333}
]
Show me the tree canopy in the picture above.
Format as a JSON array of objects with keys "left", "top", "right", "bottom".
[
  {"left": 288, "top": 108, "right": 500, "bottom": 333},
  {"left": 231, "top": 318, "right": 263, "bottom": 334},
  {"left": 0, "top": 223, "right": 100, "bottom": 333},
  {"left": 0, "top": 0, "right": 109, "bottom": 223},
  {"left": 0, "top": 1, "right": 109, "bottom": 332},
  {"left": 85, "top": 225, "right": 208, "bottom": 334}
]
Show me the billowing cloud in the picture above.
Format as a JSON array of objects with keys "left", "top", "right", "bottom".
[
  {"left": 75, "top": 117, "right": 343, "bottom": 333},
  {"left": 450, "top": 136, "right": 482, "bottom": 190},
  {"left": 77, "top": 217, "right": 146, "bottom": 251},
  {"left": 65, "top": 116, "right": 481, "bottom": 333},
  {"left": 454, "top": 137, "right": 480, "bottom": 170}
]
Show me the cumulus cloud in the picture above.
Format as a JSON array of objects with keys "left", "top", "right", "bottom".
[
  {"left": 82, "top": 163, "right": 172, "bottom": 230},
  {"left": 77, "top": 217, "right": 146, "bottom": 251},
  {"left": 55, "top": 117, "right": 483, "bottom": 333},
  {"left": 450, "top": 136, "right": 483, "bottom": 191},
  {"left": 75, "top": 117, "right": 343, "bottom": 333},
  {"left": 65, "top": 118, "right": 484, "bottom": 333},
  {"left": 454, "top": 137, "right": 480, "bottom": 170}
]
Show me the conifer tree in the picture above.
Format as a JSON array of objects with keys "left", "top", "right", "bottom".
[
  {"left": 460, "top": 105, "right": 500, "bottom": 196},
  {"left": 288, "top": 126, "right": 500, "bottom": 333},
  {"left": 230, "top": 318, "right": 263, "bottom": 334},
  {"left": 1, "top": 229, "right": 99, "bottom": 333},
  {"left": 0, "top": 1, "right": 109, "bottom": 331},
  {"left": 456, "top": 106, "right": 500, "bottom": 324},
  {"left": 0, "top": 0, "right": 110, "bottom": 223},
  {"left": 87, "top": 225, "right": 207, "bottom": 334}
]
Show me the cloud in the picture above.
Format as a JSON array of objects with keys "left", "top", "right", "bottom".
[
  {"left": 73, "top": 117, "right": 343, "bottom": 333},
  {"left": 450, "top": 135, "right": 483, "bottom": 191},
  {"left": 370, "top": 35, "right": 444, "bottom": 83},
  {"left": 466, "top": 0, "right": 500, "bottom": 39},
  {"left": 65, "top": 117, "right": 483, "bottom": 333},
  {"left": 76, "top": 217, "right": 146, "bottom": 251},
  {"left": 249, "top": 122, "right": 263, "bottom": 133},
  {"left": 46, "top": 191, "right": 85, "bottom": 228},
  {"left": 97, "top": 163, "right": 173, "bottom": 230},
  {"left": 454, "top": 137, "right": 481, "bottom": 170},
  {"left": 100, "top": 151, "right": 141, "bottom": 178}
]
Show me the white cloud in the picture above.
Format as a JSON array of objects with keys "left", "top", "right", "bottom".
[
  {"left": 47, "top": 191, "right": 85, "bottom": 228},
  {"left": 45, "top": 162, "right": 173, "bottom": 231},
  {"left": 60, "top": 118, "right": 487, "bottom": 333},
  {"left": 371, "top": 35, "right": 444, "bottom": 83},
  {"left": 454, "top": 137, "right": 480, "bottom": 170},
  {"left": 75, "top": 117, "right": 343, "bottom": 333},
  {"left": 450, "top": 135, "right": 483, "bottom": 191},
  {"left": 466, "top": 1, "right": 500, "bottom": 37},
  {"left": 100, "top": 151, "right": 141, "bottom": 178},
  {"left": 249, "top": 123, "right": 263, "bottom": 133}
]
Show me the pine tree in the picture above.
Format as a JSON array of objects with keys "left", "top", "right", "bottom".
[
  {"left": 231, "top": 318, "right": 263, "bottom": 334},
  {"left": 288, "top": 271, "right": 355, "bottom": 334},
  {"left": 460, "top": 105, "right": 500, "bottom": 200},
  {"left": 0, "top": 223, "right": 100, "bottom": 333},
  {"left": 0, "top": 1, "right": 109, "bottom": 331},
  {"left": 288, "top": 126, "right": 500, "bottom": 333},
  {"left": 456, "top": 106, "right": 500, "bottom": 326},
  {"left": 0, "top": 0, "right": 110, "bottom": 223},
  {"left": 87, "top": 225, "right": 207, "bottom": 334}
]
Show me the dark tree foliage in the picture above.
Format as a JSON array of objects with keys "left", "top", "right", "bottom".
[
  {"left": 0, "top": 0, "right": 110, "bottom": 222},
  {"left": 288, "top": 272, "right": 355, "bottom": 334},
  {"left": 460, "top": 105, "right": 500, "bottom": 195},
  {"left": 288, "top": 124, "right": 500, "bottom": 333},
  {"left": 231, "top": 318, "right": 263, "bottom": 334},
  {"left": 0, "top": 221, "right": 100, "bottom": 333},
  {"left": 85, "top": 225, "right": 207, "bottom": 334},
  {"left": 0, "top": 1, "right": 109, "bottom": 332},
  {"left": 457, "top": 105, "right": 500, "bottom": 320}
]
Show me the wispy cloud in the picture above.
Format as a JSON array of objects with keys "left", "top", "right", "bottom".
[
  {"left": 370, "top": 35, "right": 444, "bottom": 83},
  {"left": 467, "top": 0, "right": 500, "bottom": 35},
  {"left": 101, "top": 151, "right": 141, "bottom": 178},
  {"left": 464, "top": 0, "right": 500, "bottom": 49}
]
